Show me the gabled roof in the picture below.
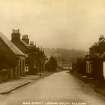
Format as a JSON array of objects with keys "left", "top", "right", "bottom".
[{"left": 0, "top": 32, "right": 26, "bottom": 56}]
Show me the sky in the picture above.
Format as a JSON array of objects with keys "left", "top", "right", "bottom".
[{"left": 0, "top": 0, "right": 105, "bottom": 51}]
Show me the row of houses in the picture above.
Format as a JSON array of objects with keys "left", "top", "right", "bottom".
[
  {"left": 0, "top": 29, "right": 46, "bottom": 82},
  {"left": 73, "top": 35, "right": 105, "bottom": 81}
]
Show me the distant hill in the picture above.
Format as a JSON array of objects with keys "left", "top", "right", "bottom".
[{"left": 44, "top": 48, "right": 87, "bottom": 63}]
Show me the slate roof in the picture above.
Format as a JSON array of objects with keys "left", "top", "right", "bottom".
[{"left": 0, "top": 32, "right": 26, "bottom": 56}]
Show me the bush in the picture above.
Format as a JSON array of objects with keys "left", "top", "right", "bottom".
[{"left": 45, "top": 56, "right": 57, "bottom": 72}]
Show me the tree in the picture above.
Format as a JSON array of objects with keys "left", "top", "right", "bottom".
[
  {"left": 89, "top": 35, "right": 105, "bottom": 56},
  {"left": 27, "top": 45, "right": 46, "bottom": 74},
  {"left": 45, "top": 56, "right": 57, "bottom": 72}
]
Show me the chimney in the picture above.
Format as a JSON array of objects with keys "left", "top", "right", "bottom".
[
  {"left": 11, "top": 29, "right": 20, "bottom": 42},
  {"left": 22, "top": 35, "right": 29, "bottom": 44},
  {"left": 30, "top": 41, "right": 34, "bottom": 46}
]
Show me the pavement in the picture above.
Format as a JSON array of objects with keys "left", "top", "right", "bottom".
[
  {"left": 71, "top": 71, "right": 105, "bottom": 98},
  {"left": 0, "top": 72, "right": 52, "bottom": 95},
  {"left": 0, "top": 75, "right": 39, "bottom": 94}
]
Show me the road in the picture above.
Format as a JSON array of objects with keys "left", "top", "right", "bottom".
[{"left": 0, "top": 71, "right": 105, "bottom": 105}]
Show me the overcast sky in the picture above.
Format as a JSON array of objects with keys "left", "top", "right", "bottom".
[{"left": 1, "top": 0, "right": 105, "bottom": 51}]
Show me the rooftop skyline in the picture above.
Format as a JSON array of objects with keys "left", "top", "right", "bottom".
[{"left": 0, "top": 0, "right": 105, "bottom": 51}]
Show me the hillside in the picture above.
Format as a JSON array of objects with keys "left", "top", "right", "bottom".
[{"left": 44, "top": 48, "right": 87, "bottom": 63}]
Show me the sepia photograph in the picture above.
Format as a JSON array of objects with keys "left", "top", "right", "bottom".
[{"left": 0, "top": 0, "right": 105, "bottom": 105}]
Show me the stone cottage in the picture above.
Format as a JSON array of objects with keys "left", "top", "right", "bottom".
[{"left": 0, "top": 32, "right": 26, "bottom": 81}]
